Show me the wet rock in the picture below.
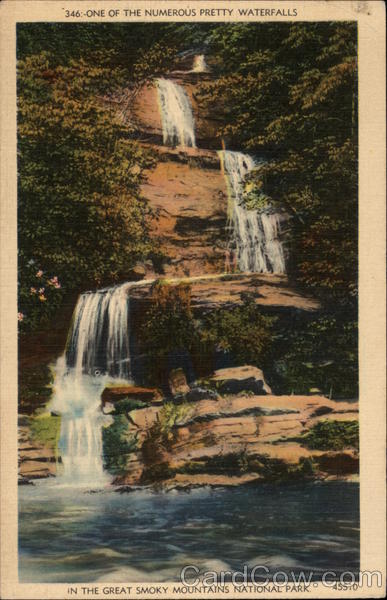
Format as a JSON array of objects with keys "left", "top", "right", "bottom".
[
  {"left": 314, "top": 451, "right": 359, "bottom": 476},
  {"left": 184, "top": 386, "right": 219, "bottom": 403},
  {"left": 168, "top": 368, "right": 190, "bottom": 396},
  {"left": 101, "top": 386, "right": 163, "bottom": 406},
  {"left": 210, "top": 366, "right": 272, "bottom": 395},
  {"left": 18, "top": 477, "right": 34, "bottom": 486},
  {"left": 129, "top": 274, "right": 321, "bottom": 313},
  {"left": 128, "top": 262, "right": 146, "bottom": 280},
  {"left": 18, "top": 424, "right": 58, "bottom": 480}
]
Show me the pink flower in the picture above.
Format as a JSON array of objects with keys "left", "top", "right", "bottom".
[
  {"left": 54, "top": 282, "right": 61, "bottom": 289},
  {"left": 18, "top": 312, "right": 24, "bottom": 321},
  {"left": 30, "top": 287, "right": 37, "bottom": 294},
  {"left": 38, "top": 287, "right": 45, "bottom": 294},
  {"left": 36, "top": 270, "right": 43, "bottom": 278}
]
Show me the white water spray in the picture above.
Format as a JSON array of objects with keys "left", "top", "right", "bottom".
[
  {"left": 50, "top": 281, "right": 151, "bottom": 485},
  {"left": 220, "top": 150, "right": 286, "bottom": 274},
  {"left": 157, "top": 78, "right": 196, "bottom": 148}
]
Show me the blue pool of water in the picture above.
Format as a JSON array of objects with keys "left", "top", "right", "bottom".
[{"left": 19, "top": 481, "right": 359, "bottom": 583}]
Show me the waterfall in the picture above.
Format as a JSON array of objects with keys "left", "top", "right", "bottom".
[
  {"left": 220, "top": 150, "right": 286, "bottom": 274},
  {"left": 66, "top": 284, "right": 132, "bottom": 380},
  {"left": 156, "top": 78, "right": 196, "bottom": 148},
  {"left": 49, "top": 281, "right": 142, "bottom": 485},
  {"left": 191, "top": 54, "right": 208, "bottom": 73}
]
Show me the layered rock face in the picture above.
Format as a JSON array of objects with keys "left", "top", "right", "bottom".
[
  {"left": 140, "top": 149, "right": 228, "bottom": 277},
  {"left": 129, "top": 74, "right": 229, "bottom": 278},
  {"left": 129, "top": 273, "right": 320, "bottom": 312},
  {"left": 18, "top": 416, "right": 57, "bottom": 481},
  {"left": 108, "top": 372, "right": 358, "bottom": 489}
]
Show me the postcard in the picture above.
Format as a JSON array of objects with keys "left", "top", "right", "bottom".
[{"left": 0, "top": 1, "right": 385, "bottom": 598}]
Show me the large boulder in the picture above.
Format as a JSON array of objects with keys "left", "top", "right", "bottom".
[
  {"left": 210, "top": 366, "right": 272, "bottom": 395},
  {"left": 101, "top": 386, "right": 163, "bottom": 406}
]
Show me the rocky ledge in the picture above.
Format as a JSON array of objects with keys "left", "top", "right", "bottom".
[
  {"left": 129, "top": 273, "right": 320, "bottom": 312},
  {"left": 19, "top": 367, "right": 358, "bottom": 488},
  {"left": 18, "top": 415, "right": 58, "bottom": 481},
  {"left": 106, "top": 366, "right": 358, "bottom": 490}
]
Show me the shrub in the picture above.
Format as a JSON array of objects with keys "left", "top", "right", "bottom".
[
  {"left": 271, "top": 313, "right": 358, "bottom": 398},
  {"left": 201, "top": 294, "right": 275, "bottom": 367},
  {"left": 18, "top": 363, "right": 53, "bottom": 412},
  {"left": 140, "top": 282, "right": 197, "bottom": 353},
  {"left": 102, "top": 415, "right": 138, "bottom": 474},
  {"left": 138, "top": 282, "right": 199, "bottom": 383},
  {"left": 156, "top": 401, "right": 192, "bottom": 443},
  {"left": 298, "top": 420, "right": 359, "bottom": 451}
]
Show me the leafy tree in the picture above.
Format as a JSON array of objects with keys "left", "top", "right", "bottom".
[
  {"left": 201, "top": 294, "right": 275, "bottom": 367},
  {"left": 198, "top": 22, "right": 357, "bottom": 306},
  {"left": 139, "top": 281, "right": 198, "bottom": 356},
  {"left": 18, "top": 52, "right": 157, "bottom": 329},
  {"left": 271, "top": 313, "right": 358, "bottom": 398}
]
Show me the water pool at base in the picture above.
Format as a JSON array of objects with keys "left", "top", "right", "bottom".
[{"left": 19, "top": 481, "right": 359, "bottom": 583}]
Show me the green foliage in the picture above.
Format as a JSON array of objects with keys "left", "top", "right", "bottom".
[
  {"left": 156, "top": 401, "right": 192, "bottom": 442},
  {"left": 18, "top": 51, "right": 157, "bottom": 330},
  {"left": 249, "top": 455, "right": 318, "bottom": 482},
  {"left": 271, "top": 313, "right": 357, "bottom": 398},
  {"left": 201, "top": 294, "right": 275, "bottom": 367},
  {"left": 18, "top": 265, "right": 64, "bottom": 331},
  {"left": 174, "top": 452, "right": 317, "bottom": 482},
  {"left": 299, "top": 420, "right": 359, "bottom": 451},
  {"left": 102, "top": 414, "right": 138, "bottom": 474},
  {"left": 199, "top": 22, "right": 357, "bottom": 306},
  {"left": 17, "top": 23, "right": 184, "bottom": 71},
  {"left": 30, "top": 413, "right": 61, "bottom": 451},
  {"left": 112, "top": 398, "right": 147, "bottom": 417},
  {"left": 139, "top": 287, "right": 276, "bottom": 383},
  {"left": 139, "top": 282, "right": 199, "bottom": 382},
  {"left": 18, "top": 363, "right": 53, "bottom": 411}
]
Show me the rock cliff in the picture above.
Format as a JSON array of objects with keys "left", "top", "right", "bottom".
[
  {"left": 140, "top": 148, "right": 228, "bottom": 277},
  {"left": 107, "top": 370, "right": 358, "bottom": 489}
]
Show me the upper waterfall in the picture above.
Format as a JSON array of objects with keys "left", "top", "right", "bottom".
[
  {"left": 220, "top": 150, "right": 286, "bottom": 274},
  {"left": 156, "top": 78, "right": 196, "bottom": 148},
  {"left": 191, "top": 54, "right": 208, "bottom": 73}
]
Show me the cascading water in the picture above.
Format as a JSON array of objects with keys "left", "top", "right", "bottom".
[
  {"left": 191, "top": 54, "right": 208, "bottom": 73},
  {"left": 156, "top": 78, "right": 196, "bottom": 148},
  {"left": 49, "top": 281, "right": 146, "bottom": 485},
  {"left": 219, "top": 150, "right": 286, "bottom": 274}
]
